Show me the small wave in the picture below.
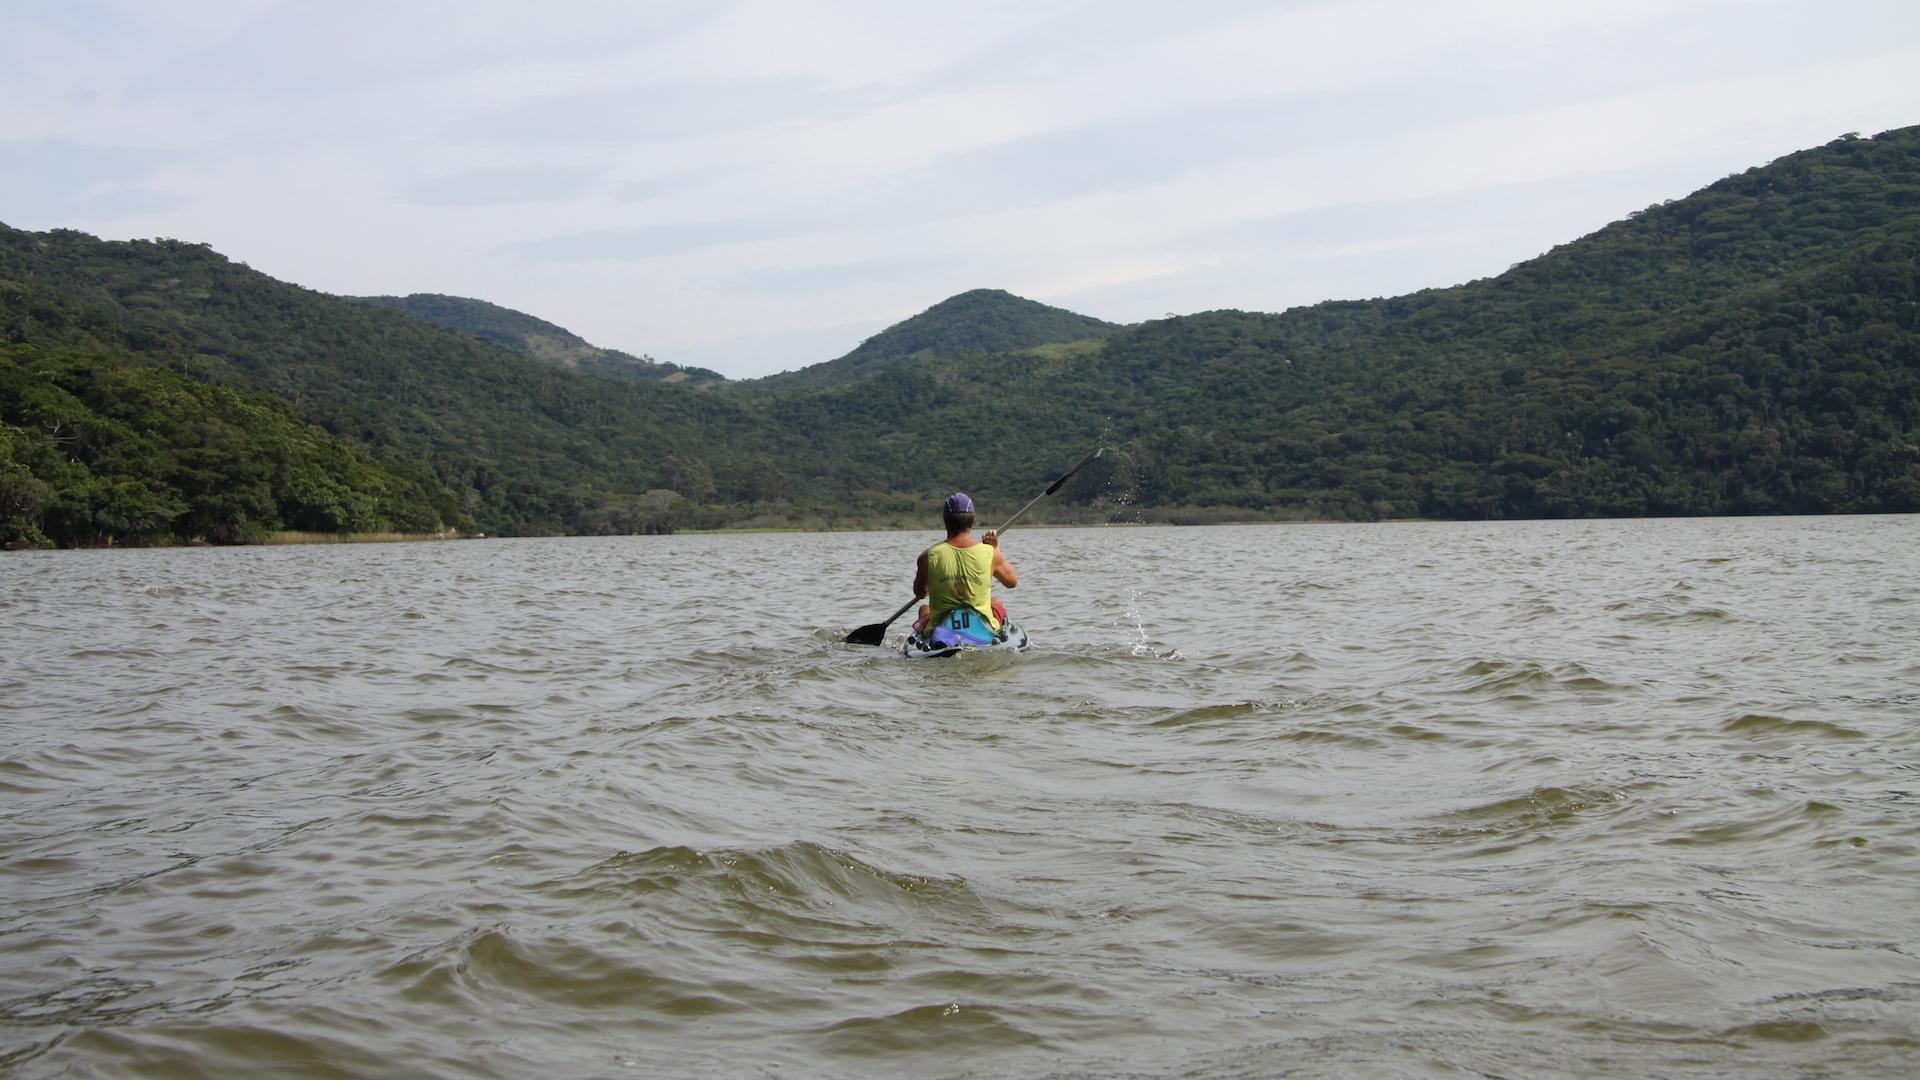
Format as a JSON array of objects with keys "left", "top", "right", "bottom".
[
  {"left": 0, "top": 756, "right": 70, "bottom": 795},
  {"left": 1431, "top": 786, "right": 1627, "bottom": 831},
  {"left": 0, "top": 975, "right": 156, "bottom": 1025},
  {"left": 1148, "top": 700, "right": 1306, "bottom": 727},
  {"left": 1657, "top": 811, "right": 1816, "bottom": 848},
  {"left": 1718, "top": 1019, "right": 1831, "bottom": 1043},
  {"left": 1509, "top": 599, "right": 1562, "bottom": 622},
  {"left": 1148, "top": 702, "right": 1255, "bottom": 727},
  {"left": 249, "top": 703, "right": 369, "bottom": 741},
  {"left": 285, "top": 662, "right": 353, "bottom": 678},
  {"left": 545, "top": 842, "right": 990, "bottom": 920},
  {"left": 1622, "top": 606, "right": 1736, "bottom": 624},
  {"left": 984, "top": 638, "right": 1183, "bottom": 663},
  {"left": 1005, "top": 648, "right": 1186, "bottom": 677},
  {"left": 1273, "top": 728, "right": 1384, "bottom": 749},
  {"left": 382, "top": 927, "right": 774, "bottom": 1017},
  {"left": 435, "top": 656, "right": 561, "bottom": 676},
  {"left": 813, "top": 1001, "right": 1050, "bottom": 1056},
  {"left": 1721, "top": 714, "right": 1865, "bottom": 740},
  {"left": 66, "top": 647, "right": 161, "bottom": 660},
  {"left": 1444, "top": 659, "right": 1623, "bottom": 697}
]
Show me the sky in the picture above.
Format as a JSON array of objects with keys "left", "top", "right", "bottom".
[{"left": 4, "top": 1, "right": 1919, "bottom": 379}]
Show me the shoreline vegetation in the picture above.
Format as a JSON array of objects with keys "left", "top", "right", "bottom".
[
  {"left": 1, "top": 505, "right": 1368, "bottom": 550},
  {"left": 1, "top": 529, "right": 480, "bottom": 551},
  {"left": 0, "top": 503, "right": 1812, "bottom": 553},
  {"left": 262, "top": 529, "right": 477, "bottom": 546},
  {"left": 17, "top": 504, "right": 1903, "bottom": 552}
]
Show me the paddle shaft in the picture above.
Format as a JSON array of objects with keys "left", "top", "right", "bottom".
[
  {"left": 877, "top": 596, "right": 918, "bottom": 626},
  {"left": 989, "top": 446, "right": 1105, "bottom": 537}
]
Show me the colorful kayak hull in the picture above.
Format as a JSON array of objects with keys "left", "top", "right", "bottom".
[{"left": 902, "top": 619, "right": 1031, "bottom": 659}]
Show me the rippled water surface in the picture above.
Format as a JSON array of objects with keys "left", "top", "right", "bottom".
[{"left": 4, "top": 517, "right": 1919, "bottom": 1078}]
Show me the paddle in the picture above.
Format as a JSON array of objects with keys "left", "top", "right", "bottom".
[
  {"left": 991, "top": 445, "right": 1105, "bottom": 536},
  {"left": 843, "top": 446, "right": 1105, "bottom": 645},
  {"left": 843, "top": 596, "right": 921, "bottom": 647}
]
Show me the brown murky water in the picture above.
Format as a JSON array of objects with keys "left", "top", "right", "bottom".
[{"left": 4, "top": 518, "right": 1918, "bottom": 1077}]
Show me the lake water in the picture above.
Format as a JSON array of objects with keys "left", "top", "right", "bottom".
[{"left": 3, "top": 517, "right": 1918, "bottom": 1078}]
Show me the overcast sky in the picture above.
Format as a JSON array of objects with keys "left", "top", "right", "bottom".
[{"left": 4, "top": 1, "right": 1918, "bottom": 378}]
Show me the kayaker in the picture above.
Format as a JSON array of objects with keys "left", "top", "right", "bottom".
[{"left": 913, "top": 492, "right": 1017, "bottom": 636}]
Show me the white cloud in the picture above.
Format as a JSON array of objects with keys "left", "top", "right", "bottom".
[
  {"left": 640, "top": 0, "right": 1054, "bottom": 88},
  {"left": 3, "top": 0, "right": 1917, "bottom": 376}
]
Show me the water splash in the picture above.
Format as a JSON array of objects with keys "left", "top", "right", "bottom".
[{"left": 1082, "top": 443, "right": 1157, "bottom": 655}]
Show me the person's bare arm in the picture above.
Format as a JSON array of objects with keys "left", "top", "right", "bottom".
[
  {"left": 912, "top": 550, "right": 929, "bottom": 598},
  {"left": 983, "top": 531, "right": 1017, "bottom": 588}
]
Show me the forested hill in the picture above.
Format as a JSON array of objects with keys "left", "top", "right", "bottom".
[
  {"left": 1, "top": 269, "right": 464, "bottom": 545},
  {"left": 754, "top": 288, "right": 1122, "bottom": 388},
  {"left": 349, "top": 293, "right": 726, "bottom": 386},
  {"left": 0, "top": 224, "right": 793, "bottom": 544},
  {"left": 3, "top": 125, "right": 1919, "bottom": 547},
  {"left": 779, "top": 127, "right": 1920, "bottom": 520}
]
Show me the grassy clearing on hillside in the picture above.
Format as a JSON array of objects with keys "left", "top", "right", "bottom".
[{"left": 1018, "top": 338, "right": 1108, "bottom": 361}]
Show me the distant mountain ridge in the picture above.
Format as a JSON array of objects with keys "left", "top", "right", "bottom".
[
  {"left": 5, "top": 125, "right": 1919, "bottom": 547},
  {"left": 350, "top": 292, "right": 725, "bottom": 385},
  {"left": 756, "top": 127, "right": 1920, "bottom": 521},
  {"left": 755, "top": 288, "right": 1122, "bottom": 388}
]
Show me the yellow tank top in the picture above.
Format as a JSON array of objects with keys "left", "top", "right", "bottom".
[{"left": 924, "top": 540, "right": 1000, "bottom": 630}]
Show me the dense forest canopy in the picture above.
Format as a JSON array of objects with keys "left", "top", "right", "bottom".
[
  {"left": 0, "top": 278, "right": 458, "bottom": 546},
  {"left": 349, "top": 293, "right": 726, "bottom": 386},
  {"left": 753, "top": 288, "right": 1124, "bottom": 389},
  {"left": 3, "top": 126, "right": 1918, "bottom": 546}
]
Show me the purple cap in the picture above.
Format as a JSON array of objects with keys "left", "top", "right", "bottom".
[{"left": 943, "top": 492, "right": 975, "bottom": 514}]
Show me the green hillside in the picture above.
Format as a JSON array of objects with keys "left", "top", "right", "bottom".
[
  {"left": 4, "top": 125, "right": 1918, "bottom": 547},
  {"left": 755, "top": 288, "right": 1122, "bottom": 388},
  {"left": 350, "top": 292, "right": 726, "bottom": 386},
  {"left": 0, "top": 226, "right": 800, "bottom": 544},
  {"left": 0, "top": 275, "right": 462, "bottom": 546},
  {"left": 770, "top": 128, "right": 1920, "bottom": 520}
]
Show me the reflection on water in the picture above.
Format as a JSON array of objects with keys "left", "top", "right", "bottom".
[{"left": 3, "top": 517, "right": 1919, "bottom": 1078}]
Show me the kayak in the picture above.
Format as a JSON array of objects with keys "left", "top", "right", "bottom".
[
  {"left": 903, "top": 621, "right": 1030, "bottom": 659},
  {"left": 902, "top": 608, "right": 1032, "bottom": 659}
]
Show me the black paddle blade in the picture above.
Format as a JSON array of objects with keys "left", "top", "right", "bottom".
[
  {"left": 845, "top": 597, "right": 919, "bottom": 646},
  {"left": 1046, "top": 446, "right": 1105, "bottom": 495}
]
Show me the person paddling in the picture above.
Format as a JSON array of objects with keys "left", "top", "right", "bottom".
[{"left": 913, "top": 492, "right": 1017, "bottom": 639}]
